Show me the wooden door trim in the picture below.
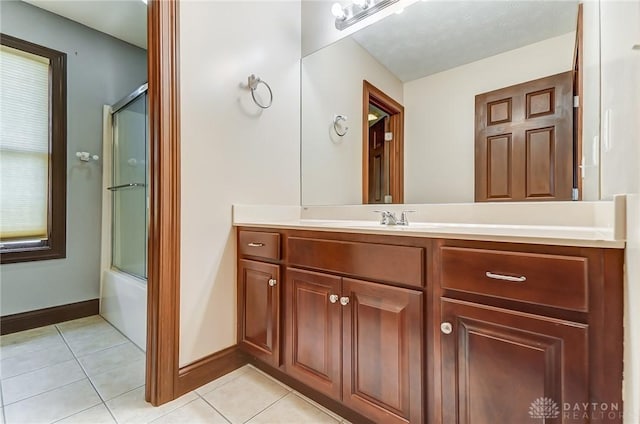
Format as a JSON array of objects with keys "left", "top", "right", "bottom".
[
  {"left": 573, "top": 3, "right": 584, "bottom": 199},
  {"left": 362, "top": 81, "right": 404, "bottom": 204},
  {"left": 146, "top": 0, "right": 181, "bottom": 406}
]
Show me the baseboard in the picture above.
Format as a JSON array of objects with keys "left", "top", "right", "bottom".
[
  {"left": 175, "top": 345, "right": 248, "bottom": 397},
  {"left": 0, "top": 299, "right": 99, "bottom": 335}
]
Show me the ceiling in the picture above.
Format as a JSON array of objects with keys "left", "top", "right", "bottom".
[
  {"left": 352, "top": 1, "right": 578, "bottom": 82},
  {"left": 23, "top": 0, "right": 147, "bottom": 49}
]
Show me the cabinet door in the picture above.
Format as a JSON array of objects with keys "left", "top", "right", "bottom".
[
  {"left": 440, "top": 298, "right": 588, "bottom": 424},
  {"left": 285, "top": 268, "right": 342, "bottom": 399},
  {"left": 238, "top": 259, "right": 280, "bottom": 367},
  {"left": 342, "top": 278, "right": 423, "bottom": 424}
]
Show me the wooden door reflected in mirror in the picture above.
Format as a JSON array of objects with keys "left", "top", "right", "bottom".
[{"left": 362, "top": 81, "right": 404, "bottom": 204}]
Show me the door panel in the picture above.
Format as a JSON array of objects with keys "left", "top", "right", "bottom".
[
  {"left": 238, "top": 260, "right": 280, "bottom": 367},
  {"left": 368, "top": 118, "right": 387, "bottom": 204},
  {"left": 526, "top": 127, "right": 555, "bottom": 197},
  {"left": 342, "top": 278, "right": 423, "bottom": 424},
  {"left": 475, "top": 71, "right": 573, "bottom": 202},
  {"left": 487, "top": 134, "right": 512, "bottom": 199},
  {"left": 441, "top": 298, "right": 588, "bottom": 424},
  {"left": 285, "top": 268, "right": 342, "bottom": 399}
]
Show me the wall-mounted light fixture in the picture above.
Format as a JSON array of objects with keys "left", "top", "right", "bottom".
[{"left": 331, "top": 0, "right": 400, "bottom": 31}]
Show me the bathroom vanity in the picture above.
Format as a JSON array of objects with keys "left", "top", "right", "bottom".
[{"left": 235, "top": 207, "right": 624, "bottom": 424}]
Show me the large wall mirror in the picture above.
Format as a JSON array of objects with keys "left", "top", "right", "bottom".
[{"left": 301, "top": 0, "right": 602, "bottom": 206}]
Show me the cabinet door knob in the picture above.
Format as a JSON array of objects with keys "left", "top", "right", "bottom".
[
  {"left": 329, "top": 294, "right": 339, "bottom": 303},
  {"left": 340, "top": 296, "right": 350, "bottom": 306},
  {"left": 440, "top": 322, "right": 453, "bottom": 335},
  {"left": 268, "top": 278, "right": 277, "bottom": 287}
]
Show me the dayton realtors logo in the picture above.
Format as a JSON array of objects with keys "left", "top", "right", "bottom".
[
  {"left": 529, "top": 397, "right": 560, "bottom": 419},
  {"left": 529, "top": 398, "right": 622, "bottom": 421}
]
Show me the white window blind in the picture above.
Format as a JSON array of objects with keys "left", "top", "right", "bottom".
[{"left": 0, "top": 45, "right": 50, "bottom": 241}]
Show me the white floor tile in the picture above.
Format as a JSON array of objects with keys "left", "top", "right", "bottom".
[
  {"left": 1, "top": 359, "right": 85, "bottom": 405},
  {"left": 105, "top": 387, "right": 197, "bottom": 424},
  {"left": 249, "top": 365, "right": 300, "bottom": 392},
  {"left": 3, "top": 379, "right": 101, "bottom": 424},
  {"left": 90, "top": 359, "right": 145, "bottom": 401},
  {"left": 61, "top": 326, "right": 128, "bottom": 357},
  {"left": 0, "top": 326, "right": 65, "bottom": 360},
  {"left": 248, "top": 393, "right": 340, "bottom": 424},
  {"left": 57, "top": 404, "right": 116, "bottom": 424},
  {"left": 194, "top": 365, "right": 250, "bottom": 396},
  {"left": 202, "top": 368, "right": 289, "bottom": 424},
  {"left": 56, "top": 316, "right": 109, "bottom": 333},
  {"left": 150, "top": 399, "right": 228, "bottom": 424},
  {"left": 78, "top": 342, "right": 144, "bottom": 377},
  {"left": 0, "top": 343, "right": 73, "bottom": 379},
  {"left": 292, "top": 391, "right": 346, "bottom": 423}
]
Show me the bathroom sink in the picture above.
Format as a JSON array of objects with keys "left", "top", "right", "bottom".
[{"left": 298, "top": 219, "right": 442, "bottom": 230}]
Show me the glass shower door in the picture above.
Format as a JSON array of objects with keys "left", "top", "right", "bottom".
[{"left": 111, "top": 93, "right": 148, "bottom": 279}]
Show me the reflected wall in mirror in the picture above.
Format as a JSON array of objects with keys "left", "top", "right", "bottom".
[{"left": 301, "top": 0, "right": 601, "bottom": 206}]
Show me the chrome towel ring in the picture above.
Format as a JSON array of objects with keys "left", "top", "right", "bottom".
[
  {"left": 333, "top": 114, "right": 348, "bottom": 136},
  {"left": 248, "top": 74, "right": 273, "bottom": 109}
]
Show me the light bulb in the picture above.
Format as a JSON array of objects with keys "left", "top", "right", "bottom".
[
  {"left": 395, "top": 7, "right": 404, "bottom": 14},
  {"left": 354, "top": 0, "right": 369, "bottom": 9},
  {"left": 331, "top": 3, "right": 347, "bottom": 20}
]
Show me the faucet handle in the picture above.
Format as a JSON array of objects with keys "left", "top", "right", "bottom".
[
  {"left": 373, "top": 210, "right": 391, "bottom": 224},
  {"left": 399, "top": 210, "right": 416, "bottom": 225}
]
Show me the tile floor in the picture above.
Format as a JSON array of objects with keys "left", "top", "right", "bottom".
[{"left": 0, "top": 315, "right": 349, "bottom": 424}]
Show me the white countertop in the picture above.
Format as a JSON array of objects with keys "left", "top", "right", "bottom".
[{"left": 232, "top": 200, "right": 626, "bottom": 249}]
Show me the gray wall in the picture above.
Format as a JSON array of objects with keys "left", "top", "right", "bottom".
[{"left": 0, "top": 1, "right": 147, "bottom": 315}]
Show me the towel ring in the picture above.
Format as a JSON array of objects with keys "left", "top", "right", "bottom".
[
  {"left": 248, "top": 74, "right": 273, "bottom": 109},
  {"left": 333, "top": 115, "right": 348, "bottom": 137}
]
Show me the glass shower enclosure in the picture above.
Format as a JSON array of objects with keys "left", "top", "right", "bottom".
[{"left": 109, "top": 84, "right": 148, "bottom": 279}]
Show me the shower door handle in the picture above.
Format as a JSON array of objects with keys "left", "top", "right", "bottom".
[{"left": 107, "top": 183, "right": 147, "bottom": 191}]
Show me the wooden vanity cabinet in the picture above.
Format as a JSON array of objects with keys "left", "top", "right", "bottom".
[
  {"left": 440, "top": 298, "right": 588, "bottom": 424},
  {"left": 236, "top": 228, "right": 623, "bottom": 424},
  {"left": 285, "top": 267, "right": 424, "bottom": 424},
  {"left": 237, "top": 230, "right": 282, "bottom": 367},
  {"left": 284, "top": 236, "right": 426, "bottom": 424},
  {"left": 436, "top": 241, "right": 623, "bottom": 424}
]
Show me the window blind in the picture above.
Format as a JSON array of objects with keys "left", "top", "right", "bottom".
[{"left": 0, "top": 45, "right": 50, "bottom": 241}]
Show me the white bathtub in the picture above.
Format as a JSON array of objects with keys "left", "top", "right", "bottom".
[{"left": 100, "top": 269, "right": 147, "bottom": 351}]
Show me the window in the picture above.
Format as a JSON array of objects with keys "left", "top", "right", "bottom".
[{"left": 0, "top": 34, "right": 66, "bottom": 263}]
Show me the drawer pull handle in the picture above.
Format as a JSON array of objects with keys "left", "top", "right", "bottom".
[
  {"left": 340, "top": 296, "right": 350, "bottom": 306},
  {"left": 441, "top": 322, "right": 453, "bottom": 335},
  {"left": 268, "top": 279, "right": 277, "bottom": 287},
  {"left": 329, "top": 294, "right": 339, "bottom": 304},
  {"left": 247, "top": 242, "right": 265, "bottom": 247},
  {"left": 485, "top": 272, "right": 527, "bottom": 283}
]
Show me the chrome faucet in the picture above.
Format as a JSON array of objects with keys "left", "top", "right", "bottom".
[{"left": 374, "top": 210, "right": 416, "bottom": 226}]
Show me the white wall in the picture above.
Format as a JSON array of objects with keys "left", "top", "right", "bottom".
[
  {"left": 581, "top": 0, "right": 601, "bottom": 201},
  {"left": 301, "top": 37, "right": 403, "bottom": 205},
  {"left": 403, "top": 32, "right": 576, "bottom": 203},
  {"left": 599, "top": 2, "right": 640, "bottom": 422},
  {"left": 0, "top": 1, "right": 147, "bottom": 315},
  {"left": 179, "top": 1, "right": 301, "bottom": 366}
]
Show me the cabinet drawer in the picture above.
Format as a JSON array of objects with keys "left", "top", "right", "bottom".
[
  {"left": 239, "top": 230, "right": 280, "bottom": 260},
  {"left": 440, "top": 246, "right": 588, "bottom": 312},
  {"left": 288, "top": 237, "right": 424, "bottom": 287}
]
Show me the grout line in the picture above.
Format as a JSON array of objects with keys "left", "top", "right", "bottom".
[
  {"left": 239, "top": 392, "right": 290, "bottom": 424},
  {"left": 0, "top": 360, "right": 86, "bottom": 407},
  {"left": 1, "top": 380, "right": 5, "bottom": 424},
  {"left": 54, "top": 326, "right": 118, "bottom": 424},
  {"left": 193, "top": 365, "right": 251, "bottom": 397},
  {"left": 195, "top": 392, "right": 232, "bottom": 424}
]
